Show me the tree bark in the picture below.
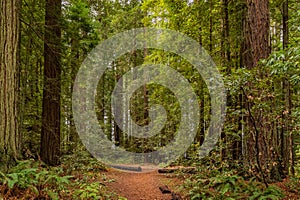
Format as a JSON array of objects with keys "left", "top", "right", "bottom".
[
  {"left": 242, "top": 0, "right": 284, "bottom": 183},
  {"left": 242, "top": 0, "right": 270, "bottom": 69},
  {"left": 40, "top": 0, "right": 61, "bottom": 165},
  {"left": 0, "top": 0, "right": 21, "bottom": 170},
  {"left": 281, "top": 0, "right": 294, "bottom": 175}
]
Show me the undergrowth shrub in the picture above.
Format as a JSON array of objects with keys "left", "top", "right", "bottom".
[
  {"left": 0, "top": 157, "right": 120, "bottom": 199},
  {"left": 185, "top": 170, "right": 285, "bottom": 200},
  {"left": 0, "top": 160, "right": 73, "bottom": 198}
]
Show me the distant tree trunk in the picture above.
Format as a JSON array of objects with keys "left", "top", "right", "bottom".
[
  {"left": 281, "top": 0, "right": 294, "bottom": 175},
  {"left": 113, "top": 63, "right": 122, "bottom": 147},
  {"left": 40, "top": 0, "right": 61, "bottom": 165},
  {"left": 220, "top": 0, "right": 230, "bottom": 161},
  {"left": 0, "top": 0, "right": 21, "bottom": 170},
  {"left": 194, "top": 0, "right": 205, "bottom": 145},
  {"left": 143, "top": 42, "right": 149, "bottom": 161},
  {"left": 198, "top": 41, "right": 205, "bottom": 145},
  {"left": 223, "top": 0, "right": 230, "bottom": 64},
  {"left": 282, "top": 0, "right": 289, "bottom": 49},
  {"left": 209, "top": 0, "right": 213, "bottom": 53}
]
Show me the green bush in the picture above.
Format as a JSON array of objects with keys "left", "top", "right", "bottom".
[
  {"left": 0, "top": 158, "right": 118, "bottom": 199},
  {"left": 0, "top": 160, "right": 73, "bottom": 197},
  {"left": 186, "top": 170, "right": 285, "bottom": 200}
]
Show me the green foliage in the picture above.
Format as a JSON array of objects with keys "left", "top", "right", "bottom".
[
  {"left": 186, "top": 170, "right": 285, "bottom": 200},
  {"left": 118, "top": 197, "right": 128, "bottom": 200},
  {"left": 249, "top": 186, "right": 285, "bottom": 200},
  {"left": 0, "top": 160, "right": 72, "bottom": 197},
  {"left": 74, "top": 182, "right": 103, "bottom": 199},
  {"left": 0, "top": 159, "right": 120, "bottom": 199},
  {"left": 61, "top": 150, "right": 107, "bottom": 173},
  {"left": 15, "top": 0, "right": 300, "bottom": 198},
  {"left": 265, "top": 46, "right": 300, "bottom": 84},
  {"left": 285, "top": 177, "right": 300, "bottom": 193}
]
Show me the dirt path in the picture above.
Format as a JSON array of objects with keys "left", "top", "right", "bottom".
[{"left": 105, "top": 168, "right": 183, "bottom": 200}]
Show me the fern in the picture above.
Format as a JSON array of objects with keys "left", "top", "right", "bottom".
[{"left": 74, "top": 182, "right": 103, "bottom": 199}]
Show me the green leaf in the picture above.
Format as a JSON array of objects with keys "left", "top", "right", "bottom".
[
  {"left": 7, "top": 176, "right": 18, "bottom": 189},
  {"left": 47, "top": 190, "right": 59, "bottom": 200}
]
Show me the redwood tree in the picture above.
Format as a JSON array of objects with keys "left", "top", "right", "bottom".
[
  {"left": 40, "top": 0, "right": 62, "bottom": 165},
  {"left": 242, "top": 0, "right": 286, "bottom": 183},
  {"left": 281, "top": 0, "right": 294, "bottom": 175},
  {"left": 243, "top": 0, "right": 271, "bottom": 69},
  {"left": 0, "top": 0, "right": 21, "bottom": 170}
]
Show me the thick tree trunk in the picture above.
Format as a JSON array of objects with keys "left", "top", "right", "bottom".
[
  {"left": 0, "top": 0, "right": 21, "bottom": 170},
  {"left": 242, "top": 0, "right": 285, "bottom": 183},
  {"left": 243, "top": 0, "right": 270, "bottom": 69},
  {"left": 40, "top": 0, "right": 61, "bottom": 165}
]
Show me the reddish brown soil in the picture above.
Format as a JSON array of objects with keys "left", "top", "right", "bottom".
[
  {"left": 105, "top": 169, "right": 184, "bottom": 200},
  {"left": 273, "top": 178, "right": 300, "bottom": 200}
]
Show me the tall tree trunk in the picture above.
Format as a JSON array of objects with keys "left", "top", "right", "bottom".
[
  {"left": 194, "top": 0, "right": 205, "bottom": 145},
  {"left": 209, "top": 0, "right": 213, "bottom": 53},
  {"left": 67, "top": 37, "right": 79, "bottom": 153},
  {"left": 40, "top": 0, "right": 61, "bottom": 165},
  {"left": 223, "top": 0, "right": 230, "bottom": 64},
  {"left": 243, "top": 0, "right": 270, "bottom": 69},
  {"left": 220, "top": 0, "right": 230, "bottom": 161},
  {"left": 281, "top": 0, "right": 294, "bottom": 175},
  {"left": 242, "top": 0, "right": 283, "bottom": 184},
  {"left": 0, "top": 0, "right": 21, "bottom": 170},
  {"left": 282, "top": 0, "right": 289, "bottom": 49}
]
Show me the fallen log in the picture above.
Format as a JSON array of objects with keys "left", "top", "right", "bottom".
[
  {"left": 109, "top": 164, "right": 142, "bottom": 172},
  {"left": 158, "top": 166, "right": 196, "bottom": 174},
  {"left": 159, "top": 185, "right": 183, "bottom": 200},
  {"left": 159, "top": 185, "right": 171, "bottom": 194}
]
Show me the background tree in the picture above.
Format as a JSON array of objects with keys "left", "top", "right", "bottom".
[
  {"left": 40, "top": 0, "right": 62, "bottom": 165},
  {"left": 61, "top": 0, "right": 99, "bottom": 153},
  {"left": 19, "top": 0, "right": 45, "bottom": 158}
]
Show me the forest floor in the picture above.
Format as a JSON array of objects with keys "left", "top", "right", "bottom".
[
  {"left": 1, "top": 158, "right": 299, "bottom": 199},
  {"left": 105, "top": 168, "right": 186, "bottom": 200},
  {"left": 104, "top": 166, "right": 300, "bottom": 200}
]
